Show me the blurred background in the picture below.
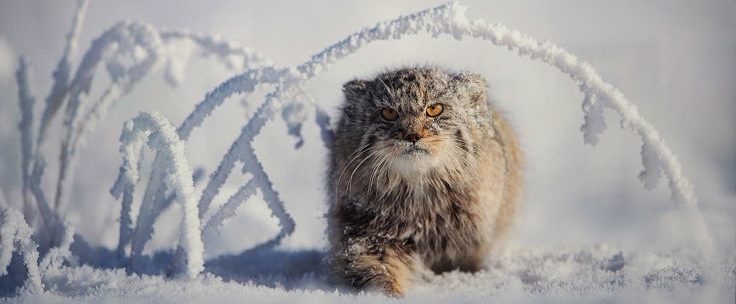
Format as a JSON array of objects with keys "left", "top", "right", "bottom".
[{"left": 0, "top": 0, "right": 733, "bottom": 260}]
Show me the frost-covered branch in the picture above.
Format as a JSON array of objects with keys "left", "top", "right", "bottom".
[
  {"left": 0, "top": 207, "right": 43, "bottom": 293},
  {"left": 113, "top": 111, "right": 204, "bottom": 278},
  {"left": 36, "top": 0, "right": 89, "bottom": 142},
  {"left": 38, "top": 221, "right": 75, "bottom": 272},
  {"left": 55, "top": 21, "right": 164, "bottom": 212},
  {"left": 15, "top": 58, "right": 37, "bottom": 223},
  {"left": 461, "top": 20, "right": 693, "bottom": 201},
  {"left": 101, "top": 36, "right": 274, "bottom": 265},
  {"left": 202, "top": 179, "right": 257, "bottom": 237},
  {"left": 188, "top": 87, "right": 298, "bottom": 256},
  {"left": 451, "top": 7, "right": 712, "bottom": 252},
  {"left": 54, "top": 21, "right": 274, "bottom": 215},
  {"left": 16, "top": 58, "right": 68, "bottom": 255},
  {"left": 126, "top": 67, "right": 286, "bottom": 260},
  {"left": 159, "top": 29, "right": 273, "bottom": 85}
]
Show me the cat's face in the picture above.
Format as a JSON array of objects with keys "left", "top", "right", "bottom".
[{"left": 341, "top": 68, "right": 490, "bottom": 176}]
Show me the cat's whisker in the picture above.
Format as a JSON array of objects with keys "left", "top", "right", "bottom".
[
  {"left": 369, "top": 147, "right": 389, "bottom": 190},
  {"left": 348, "top": 148, "right": 384, "bottom": 195},
  {"left": 378, "top": 156, "right": 397, "bottom": 202},
  {"left": 336, "top": 144, "right": 373, "bottom": 198},
  {"left": 368, "top": 151, "right": 389, "bottom": 194},
  {"left": 336, "top": 144, "right": 372, "bottom": 192}
]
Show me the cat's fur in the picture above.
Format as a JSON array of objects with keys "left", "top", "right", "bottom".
[{"left": 327, "top": 67, "right": 523, "bottom": 296}]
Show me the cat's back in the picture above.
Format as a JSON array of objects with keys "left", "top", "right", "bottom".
[{"left": 474, "top": 106, "right": 523, "bottom": 240}]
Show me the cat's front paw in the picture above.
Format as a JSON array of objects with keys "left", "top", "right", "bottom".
[{"left": 365, "top": 277, "right": 404, "bottom": 298}]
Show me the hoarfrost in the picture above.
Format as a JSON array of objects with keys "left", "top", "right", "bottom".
[
  {"left": 0, "top": 207, "right": 43, "bottom": 293},
  {"left": 15, "top": 58, "right": 37, "bottom": 223},
  {"left": 114, "top": 112, "right": 205, "bottom": 278}
]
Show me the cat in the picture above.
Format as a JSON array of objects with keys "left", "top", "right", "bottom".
[{"left": 327, "top": 66, "right": 523, "bottom": 296}]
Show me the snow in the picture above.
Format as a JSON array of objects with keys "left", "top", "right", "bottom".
[
  {"left": 0, "top": 0, "right": 733, "bottom": 303},
  {"left": 3, "top": 246, "right": 735, "bottom": 304}
]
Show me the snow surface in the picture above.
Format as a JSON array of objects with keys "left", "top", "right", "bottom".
[{"left": 4, "top": 246, "right": 736, "bottom": 304}]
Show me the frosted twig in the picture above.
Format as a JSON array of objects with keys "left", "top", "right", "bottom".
[
  {"left": 114, "top": 111, "right": 204, "bottom": 278},
  {"left": 291, "top": 86, "right": 334, "bottom": 147},
  {"left": 39, "top": 23, "right": 275, "bottom": 262},
  {"left": 159, "top": 29, "right": 272, "bottom": 81},
  {"left": 242, "top": 136, "right": 296, "bottom": 235},
  {"left": 55, "top": 21, "right": 164, "bottom": 212},
  {"left": 37, "top": 0, "right": 89, "bottom": 144},
  {"left": 193, "top": 88, "right": 299, "bottom": 248},
  {"left": 28, "top": 156, "right": 57, "bottom": 252},
  {"left": 177, "top": 67, "right": 285, "bottom": 139},
  {"left": 110, "top": 139, "right": 144, "bottom": 260},
  {"left": 580, "top": 90, "right": 606, "bottom": 145},
  {"left": 128, "top": 163, "right": 167, "bottom": 261},
  {"left": 17, "top": 57, "right": 71, "bottom": 255},
  {"left": 127, "top": 68, "right": 285, "bottom": 260},
  {"left": 39, "top": 221, "right": 75, "bottom": 272},
  {"left": 138, "top": 77, "right": 314, "bottom": 251},
  {"left": 202, "top": 179, "right": 258, "bottom": 237},
  {"left": 452, "top": 7, "right": 711, "bottom": 253},
  {"left": 15, "top": 58, "right": 37, "bottom": 223},
  {"left": 56, "top": 21, "right": 274, "bottom": 215},
  {"left": 126, "top": 61, "right": 274, "bottom": 265},
  {"left": 16, "top": 0, "right": 88, "bottom": 257},
  {"left": 110, "top": 68, "right": 282, "bottom": 247},
  {"left": 0, "top": 207, "right": 43, "bottom": 293}
]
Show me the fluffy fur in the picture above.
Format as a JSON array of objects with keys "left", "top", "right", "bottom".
[{"left": 327, "top": 67, "right": 523, "bottom": 296}]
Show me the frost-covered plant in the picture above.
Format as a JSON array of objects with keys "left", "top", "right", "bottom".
[
  {"left": 0, "top": 207, "right": 43, "bottom": 293},
  {"left": 2, "top": 0, "right": 713, "bottom": 294},
  {"left": 111, "top": 111, "right": 205, "bottom": 278},
  {"left": 5, "top": 0, "right": 272, "bottom": 290}
]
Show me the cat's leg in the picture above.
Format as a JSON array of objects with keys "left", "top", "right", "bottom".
[
  {"left": 332, "top": 240, "right": 416, "bottom": 297},
  {"left": 429, "top": 243, "right": 489, "bottom": 274},
  {"left": 455, "top": 247, "right": 487, "bottom": 272}
]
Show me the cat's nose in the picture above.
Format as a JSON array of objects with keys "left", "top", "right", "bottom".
[{"left": 404, "top": 133, "right": 421, "bottom": 143}]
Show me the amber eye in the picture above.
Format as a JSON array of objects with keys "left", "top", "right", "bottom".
[
  {"left": 426, "top": 103, "right": 444, "bottom": 117},
  {"left": 380, "top": 108, "right": 398, "bottom": 121}
]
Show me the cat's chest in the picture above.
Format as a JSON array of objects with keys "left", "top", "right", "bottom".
[{"left": 380, "top": 182, "right": 479, "bottom": 235}]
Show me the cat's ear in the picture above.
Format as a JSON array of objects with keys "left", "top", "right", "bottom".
[
  {"left": 451, "top": 73, "right": 487, "bottom": 104},
  {"left": 342, "top": 79, "right": 369, "bottom": 101}
]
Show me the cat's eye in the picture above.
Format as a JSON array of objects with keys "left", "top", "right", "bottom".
[
  {"left": 426, "top": 103, "right": 444, "bottom": 117},
  {"left": 381, "top": 108, "right": 398, "bottom": 121}
]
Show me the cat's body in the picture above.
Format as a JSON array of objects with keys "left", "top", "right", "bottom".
[{"left": 327, "top": 67, "right": 522, "bottom": 296}]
